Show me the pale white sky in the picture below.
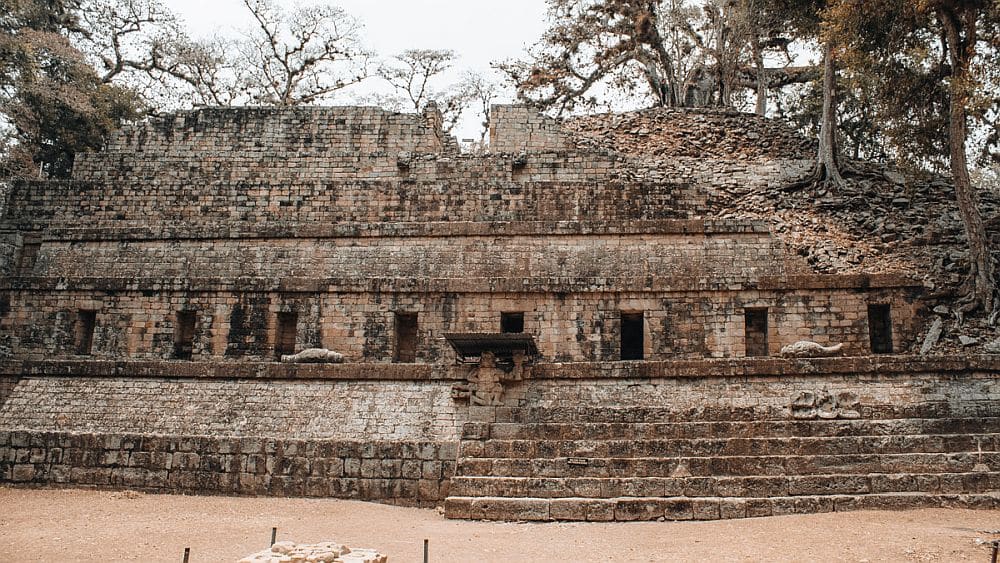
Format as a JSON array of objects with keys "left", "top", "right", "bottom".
[{"left": 164, "top": 0, "right": 549, "bottom": 139}]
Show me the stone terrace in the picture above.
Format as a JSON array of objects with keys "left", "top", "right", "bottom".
[{"left": 0, "top": 104, "right": 996, "bottom": 517}]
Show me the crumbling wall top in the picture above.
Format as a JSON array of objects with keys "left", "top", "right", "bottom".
[
  {"left": 488, "top": 105, "right": 573, "bottom": 153},
  {"left": 71, "top": 105, "right": 458, "bottom": 182}
]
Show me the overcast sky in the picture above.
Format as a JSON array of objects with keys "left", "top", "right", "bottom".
[{"left": 163, "top": 0, "right": 549, "bottom": 139}]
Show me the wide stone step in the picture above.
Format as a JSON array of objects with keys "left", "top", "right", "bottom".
[
  {"left": 450, "top": 471, "right": 1000, "bottom": 498},
  {"left": 443, "top": 492, "right": 1000, "bottom": 521},
  {"left": 459, "top": 434, "right": 1000, "bottom": 459},
  {"left": 470, "top": 418, "right": 1000, "bottom": 441},
  {"left": 456, "top": 452, "right": 1000, "bottom": 478},
  {"left": 497, "top": 405, "right": 994, "bottom": 424}
]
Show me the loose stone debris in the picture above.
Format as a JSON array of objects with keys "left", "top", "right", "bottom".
[{"left": 564, "top": 107, "right": 1000, "bottom": 353}]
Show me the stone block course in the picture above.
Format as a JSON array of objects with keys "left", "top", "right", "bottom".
[{"left": 0, "top": 431, "right": 454, "bottom": 506}]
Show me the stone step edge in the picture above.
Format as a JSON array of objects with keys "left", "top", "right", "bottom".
[
  {"left": 456, "top": 451, "right": 1000, "bottom": 466},
  {"left": 448, "top": 471, "right": 999, "bottom": 497},
  {"left": 451, "top": 470, "right": 999, "bottom": 484},
  {"left": 467, "top": 419, "right": 1000, "bottom": 439},
  {"left": 443, "top": 492, "right": 1000, "bottom": 522},
  {"left": 460, "top": 433, "right": 1000, "bottom": 449}
]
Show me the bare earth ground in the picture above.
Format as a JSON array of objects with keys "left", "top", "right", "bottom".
[{"left": 1, "top": 487, "right": 997, "bottom": 562}]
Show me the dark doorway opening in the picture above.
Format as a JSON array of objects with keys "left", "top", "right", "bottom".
[
  {"left": 17, "top": 242, "right": 40, "bottom": 275},
  {"left": 620, "top": 312, "right": 644, "bottom": 360},
  {"left": 744, "top": 308, "right": 769, "bottom": 357},
  {"left": 395, "top": 312, "right": 418, "bottom": 363},
  {"left": 868, "top": 304, "right": 893, "bottom": 354},
  {"left": 174, "top": 310, "right": 197, "bottom": 360},
  {"left": 275, "top": 312, "right": 298, "bottom": 360},
  {"left": 77, "top": 310, "right": 96, "bottom": 355},
  {"left": 500, "top": 312, "right": 524, "bottom": 334}
]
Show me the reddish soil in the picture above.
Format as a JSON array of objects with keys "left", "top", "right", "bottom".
[{"left": 0, "top": 487, "right": 997, "bottom": 562}]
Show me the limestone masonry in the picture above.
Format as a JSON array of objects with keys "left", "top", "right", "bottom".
[{"left": 0, "top": 104, "right": 996, "bottom": 520}]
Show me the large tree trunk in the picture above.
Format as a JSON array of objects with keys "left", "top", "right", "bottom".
[
  {"left": 753, "top": 38, "right": 766, "bottom": 116},
  {"left": 785, "top": 42, "right": 846, "bottom": 191},
  {"left": 940, "top": 8, "right": 996, "bottom": 314},
  {"left": 816, "top": 42, "right": 846, "bottom": 188}
]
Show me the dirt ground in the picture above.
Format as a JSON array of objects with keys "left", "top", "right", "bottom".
[{"left": 1, "top": 487, "right": 997, "bottom": 562}]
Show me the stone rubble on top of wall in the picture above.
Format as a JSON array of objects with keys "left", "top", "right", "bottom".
[
  {"left": 551, "top": 107, "right": 1000, "bottom": 355},
  {"left": 239, "top": 541, "right": 387, "bottom": 563},
  {"left": 563, "top": 107, "right": 815, "bottom": 160}
]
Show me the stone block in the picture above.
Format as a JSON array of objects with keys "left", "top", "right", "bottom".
[
  {"left": 719, "top": 498, "right": 748, "bottom": 519},
  {"left": 471, "top": 498, "right": 549, "bottom": 521},
  {"left": 787, "top": 475, "right": 869, "bottom": 496},
  {"left": 691, "top": 499, "right": 721, "bottom": 520},
  {"left": 11, "top": 463, "right": 35, "bottom": 481},
  {"left": 444, "top": 497, "right": 472, "bottom": 519},
  {"left": 549, "top": 499, "right": 588, "bottom": 521},
  {"left": 422, "top": 461, "right": 442, "bottom": 479},
  {"left": 417, "top": 479, "right": 441, "bottom": 501},
  {"left": 614, "top": 499, "right": 664, "bottom": 521},
  {"left": 771, "top": 496, "right": 834, "bottom": 515},
  {"left": 663, "top": 499, "right": 695, "bottom": 521},
  {"left": 145, "top": 469, "right": 169, "bottom": 488}
]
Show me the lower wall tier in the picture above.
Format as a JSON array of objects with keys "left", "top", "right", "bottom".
[
  {"left": 0, "top": 432, "right": 455, "bottom": 506},
  {"left": 1, "top": 356, "right": 998, "bottom": 515}
]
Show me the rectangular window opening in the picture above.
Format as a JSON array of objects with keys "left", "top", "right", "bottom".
[
  {"left": 620, "top": 312, "right": 644, "bottom": 361},
  {"left": 275, "top": 312, "right": 298, "bottom": 360},
  {"left": 868, "top": 304, "right": 893, "bottom": 354},
  {"left": 744, "top": 308, "right": 769, "bottom": 357},
  {"left": 174, "top": 310, "right": 197, "bottom": 360},
  {"left": 76, "top": 310, "right": 96, "bottom": 356},
  {"left": 500, "top": 312, "right": 524, "bottom": 334},
  {"left": 17, "top": 242, "right": 40, "bottom": 275},
  {"left": 394, "top": 312, "right": 418, "bottom": 363}
]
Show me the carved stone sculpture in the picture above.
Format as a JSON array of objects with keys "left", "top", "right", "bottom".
[
  {"left": 280, "top": 348, "right": 344, "bottom": 363},
  {"left": 790, "top": 390, "right": 862, "bottom": 420},
  {"left": 780, "top": 341, "right": 844, "bottom": 358}
]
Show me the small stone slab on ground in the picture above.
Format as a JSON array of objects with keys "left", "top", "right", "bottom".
[{"left": 239, "top": 540, "right": 387, "bottom": 563}]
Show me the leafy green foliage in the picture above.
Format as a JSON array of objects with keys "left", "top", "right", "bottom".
[{"left": 1, "top": 0, "right": 144, "bottom": 178}]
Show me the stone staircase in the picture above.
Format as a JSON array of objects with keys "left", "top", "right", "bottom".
[{"left": 444, "top": 408, "right": 1000, "bottom": 521}]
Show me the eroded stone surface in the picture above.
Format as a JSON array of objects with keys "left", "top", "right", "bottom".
[{"left": 239, "top": 540, "right": 386, "bottom": 563}]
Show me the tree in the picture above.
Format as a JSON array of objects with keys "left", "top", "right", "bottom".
[
  {"left": 1, "top": 0, "right": 143, "bottom": 177},
  {"left": 70, "top": 0, "right": 371, "bottom": 108},
  {"left": 766, "top": 0, "right": 853, "bottom": 190},
  {"left": 460, "top": 71, "right": 503, "bottom": 144},
  {"left": 236, "top": 0, "right": 369, "bottom": 106},
  {"left": 498, "top": 0, "right": 815, "bottom": 115},
  {"left": 377, "top": 49, "right": 470, "bottom": 133},
  {"left": 828, "top": 0, "right": 999, "bottom": 315},
  {"left": 380, "top": 49, "right": 456, "bottom": 110}
]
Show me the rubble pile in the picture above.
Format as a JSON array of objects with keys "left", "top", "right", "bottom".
[
  {"left": 562, "top": 108, "right": 1000, "bottom": 353},
  {"left": 565, "top": 107, "right": 814, "bottom": 160},
  {"left": 238, "top": 540, "right": 387, "bottom": 563}
]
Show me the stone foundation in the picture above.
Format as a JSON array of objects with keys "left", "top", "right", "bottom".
[{"left": 1, "top": 431, "right": 454, "bottom": 506}]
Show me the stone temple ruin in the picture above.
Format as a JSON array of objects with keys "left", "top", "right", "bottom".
[{"left": 0, "top": 104, "right": 997, "bottom": 521}]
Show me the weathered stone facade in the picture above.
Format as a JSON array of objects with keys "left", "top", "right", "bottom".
[{"left": 0, "top": 104, "right": 996, "bottom": 517}]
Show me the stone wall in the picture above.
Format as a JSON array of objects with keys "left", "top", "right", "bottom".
[
  {"left": 1, "top": 358, "right": 997, "bottom": 505},
  {"left": 71, "top": 106, "right": 454, "bottom": 183},
  {"left": 0, "top": 376, "right": 18, "bottom": 407},
  {"left": 0, "top": 284, "right": 921, "bottom": 363},
  {"left": 512, "top": 358, "right": 1000, "bottom": 419},
  {"left": 0, "top": 377, "right": 465, "bottom": 441},
  {"left": 30, "top": 228, "right": 789, "bottom": 283},
  {"left": 489, "top": 105, "right": 573, "bottom": 153},
  {"left": 0, "top": 431, "right": 454, "bottom": 505},
  {"left": 4, "top": 175, "right": 697, "bottom": 233}
]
